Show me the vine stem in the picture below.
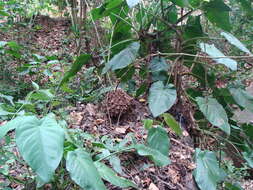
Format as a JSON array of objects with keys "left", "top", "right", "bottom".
[{"left": 95, "top": 147, "right": 134, "bottom": 162}]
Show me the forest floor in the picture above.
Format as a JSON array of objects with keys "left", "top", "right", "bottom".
[{"left": 0, "top": 16, "right": 253, "bottom": 190}]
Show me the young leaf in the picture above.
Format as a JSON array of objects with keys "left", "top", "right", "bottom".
[
  {"left": 66, "top": 149, "right": 106, "bottom": 190},
  {"left": 229, "top": 88, "right": 253, "bottom": 113},
  {"left": 200, "top": 43, "right": 237, "bottom": 71},
  {"left": 60, "top": 54, "right": 91, "bottom": 86},
  {"left": 147, "top": 126, "right": 170, "bottom": 156},
  {"left": 95, "top": 162, "right": 137, "bottom": 189},
  {"left": 221, "top": 32, "right": 252, "bottom": 55},
  {"left": 16, "top": 114, "right": 65, "bottom": 185},
  {"left": 102, "top": 42, "right": 140, "bottom": 74},
  {"left": 148, "top": 81, "right": 177, "bottom": 117},
  {"left": 126, "top": 0, "right": 140, "bottom": 8},
  {"left": 196, "top": 97, "right": 230, "bottom": 135},
  {"left": 134, "top": 144, "right": 170, "bottom": 166},
  {"left": 163, "top": 113, "right": 182, "bottom": 136},
  {"left": 30, "top": 89, "right": 54, "bottom": 101},
  {"left": 193, "top": 148, "right": 226, "bottom": 190}
]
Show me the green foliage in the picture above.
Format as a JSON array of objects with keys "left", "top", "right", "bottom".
[
  {"left": 66, "top": 149, "right": 107, "bottom": 190},
  {"left": 194, "top": 148, "right": 226, "bottom": 190},
  {"left": 16, "top": 114, "right": 65, "bottom": 185},
  {"left": 148, "top": 81, "right": 177, "bottom": 117},
  {"left": 163, "top": 113, "right": 182, "bottom": 136}
]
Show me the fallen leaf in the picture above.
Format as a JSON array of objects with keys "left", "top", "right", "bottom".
[{"left": 149, "top": 183, "right": 159, "bottom": 190}]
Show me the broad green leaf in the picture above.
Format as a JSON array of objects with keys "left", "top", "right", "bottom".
[
  {"left": 0, "top": 10, "right": 9, "bottom": 16},
  {"left": 30, "top": 89, "right": 54, "bottom": 101},
  {"left": 221, "top": 32, "right": 252, "bottom": 55},
  {"left": 16, "top": 115, "right": 65, "bottom": 184},
  {"left": 135, "top": 144, "right": 170, "bottom": 166},
  {"left": 202, "top": 0, "right": 232, "bottom": 31},
  {"left": 171, "top": 0, "right": 190, "bottom": 7},
  {"left": 229, "top": 88, "right": 253, "bottom": 113},
  {"left": 147, "top": 126, "right": 170, "bottom": 156},
  {"left": 200, "top": 43, "right": 237, "bottom": 71},
  {"left": 95, "top": 162, "right": 137, "bottom": 188},
  {"left": 102, "top": 42, "right": 140, "bottom": 74},
  {"left": 126, "top": 0, "right": 140, "bottom": 8},
  {"left": 149, "top": 56, "right": 169, "bottom": 73},
  {"left": 148, "top": 81, "right": 177, "bottom": 117},
  {"left": 196, "top": 97, "right": 230, "bottom": 135},
  {"left": 0, "top": 116, "right": 33, "bottom": 140},
  {"left": 193, "top": 148, "right": 226, "bottom": 190},
  {"left": 163, "top": 113, "right": 182, "bottom": 136},
  {"left": 243, "top": 151, "right": 253, "bottom": 168},
  {"left": 66, "top": 149, "right": 106, "bottom": 190},
  {"left": 60, "top": 54, "right": 91, "bottom": 86}
]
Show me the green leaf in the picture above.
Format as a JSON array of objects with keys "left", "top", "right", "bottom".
[
  {"left": 243, "top": 151, "right": 253, "bottom": 168},
  {"left": 0, "top": 10, "right": 9, "bottom": 17},
  {"left": 66, "top": 149, "right": 106, "bottom": 190},
  {"left": 202, "top": 0, "right": 232, "bottom": 31},
  {"left": 200, "top": 43, "right": 237, "bottom": 71},
  {"left": 135, "top": 144, "right": 170, "bottom": 166},
  {"left": 143, "top": 119, "right": 153, "bottom": 130},
  {"left": 229, "top": 88, "right": 253, "bottom": 113},
  {"left": 163, "top": 113, "right": 182, "bottom": 136},
  {"left": 16, "top": 115, "right": 65, "bottom": 185},
  {"left": 224, "top": 182, "right": 243, "bottom": 190},
  {"left": 126, "top": 0, "right": 140, "bottom": 8},
  {"left": 0, "top": 93, "right": 14, "bottom": 105},
  {"left": 60, "top": 54, "right": 91, "bottom": 86},
  {"left": 221, "top": 32, "right": 252, "bottom": 55},
  {"left": 109, "top": 155, "right": 124, "bottom": 175},
  {"left": 147, "top": 126, "right": 170, "bottom": 156},
  {"left": 102, "top": 42, "right": 140, "bottom": 74},
  {"left": 193, "top": 148, "right": 226, "bottom": 190},
  {"left": 171, "top": 0, "right": 190, "bottom": 7},
  {"left": 149, "top": 56, "right": 169, "bottom": 73},
  {"left": 148, "top": 81, "right": 177, "bottom": 117},
  {"left": 196, "top": 97, "right": 230, "bottom": 135},
  {"left": 30, "top": 89, "right": 54, "bottom": 101},
  {"left": 0, "top": 116, "right": 33, "bottom": 140},
  {"left": 95, "top": 162, "right": 137, "bottom": 188},
  {"left": 32, "top": 81, "right": 40, "bottom": 91}
]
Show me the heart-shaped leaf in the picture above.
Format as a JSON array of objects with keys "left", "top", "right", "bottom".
[
  {"left": 194, "top": 148, "right": 226, "bottom": 190},
  {"left": 196, "top": 97, "right": 230, "bottom": 135},
  {"left": 148, "top": 81, "right": 177, "bottom": 117},
  {"left": 66, "top": 149, "right": 106, "bottom": 190},
  {"left": 16, "top": 114, "right": 65, "bottom": 185}
]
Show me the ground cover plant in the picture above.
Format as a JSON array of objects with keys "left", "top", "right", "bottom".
[{"left": 0, "top": 0, "right": 253, "bottom": 189}]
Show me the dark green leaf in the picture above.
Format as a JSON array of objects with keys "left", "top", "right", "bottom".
[
  {"left": 202, "top": 0, "right": 232, "bottom": 31},
  {"left": 60, "top": 54, "right": 91, "bottom": 86},
  {"left": 171, "top": 0, "right": 189, "bottom": 7},
  {"left": 163, "top": 113, "right": 182, "bottom": 136},
  {"left": 149, "top": 56, "right": 169, "bottom": 73},
  {"left": 147, "top": 126, "right": 170, "bottom": 156}
]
